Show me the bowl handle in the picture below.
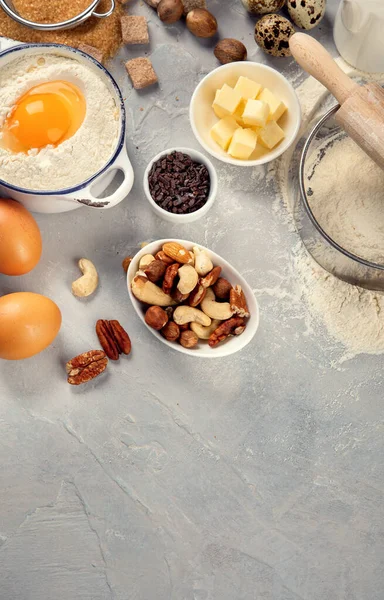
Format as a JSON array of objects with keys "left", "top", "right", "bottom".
[
  {"left": 92, "top": 0, "right": 115, "bottom": 18},
  {"left": 69, "top": 144, "right": 134, "bottom": 210}
]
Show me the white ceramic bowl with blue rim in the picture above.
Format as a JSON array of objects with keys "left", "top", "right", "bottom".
[
  {"left": 190, "top": 61, "right": 302, "bottom": 167},
  {"left": 127, "top": 239, "right": 260, "bottom": 358},
  {"left": 0, "top": 41, "right": 134, "bottom": 214}
]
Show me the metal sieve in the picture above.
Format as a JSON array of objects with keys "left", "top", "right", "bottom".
[
  {"left": 0, "top": 0, "right": 115, "bottom": 31},
  {"left": 292, "top": 104, "right": 384, "bottom": 292}
]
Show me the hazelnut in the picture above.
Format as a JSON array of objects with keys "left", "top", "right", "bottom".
[
  {"left": 145, "top": 306, "right": 169, "bottom": 330},
  {"left": 186, "top": 8, "right": 217, "bottom": 38},
  {"left": 161, "top": 321, "right": 180, "bottom": 342},
  {"left": 214, "top": 39, "right": 247, "bottom": 64},
  {"left": 122, "top": 256, "right": 132, "bottom": 273},
  {"left": 157, "top": 0, "right": 183, "bottom": 23},
  {"left": 180, "top": 330, "right": 199, "bottom": 348},
  {"left": 179, "top": 323, "right": 190, "bottom": 331},
  {"left": 213, "top": 277, "right": 232, "bottom": 300},
  {"left": 144, "top": 259, "right": 167, "bottom": 283}
]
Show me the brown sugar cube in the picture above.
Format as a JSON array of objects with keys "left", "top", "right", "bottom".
[
  {"left": 121, "top": 15, "right": 149, "bottom": 45},
  {"left": 181, "top": 0, "right": 206, "bottom": 15},
  {"left": 125, "top": 57, "right": 158, "bottom": 90},
  {"left": 77, "top": 43, "right": 105, "bottom": 64}
]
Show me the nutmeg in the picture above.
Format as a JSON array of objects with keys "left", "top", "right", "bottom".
[
  {"left": 157, "top": 0, "right": 184, "bottom": 23},
  {"left": 186, "top": 8, "right": 218, "bottom": 38},
  {"left": 145, "top": 306, "right": 169, "bottom": 330},
  {"left": 214, "top": 39, "right": 247, "bottom": 64}
]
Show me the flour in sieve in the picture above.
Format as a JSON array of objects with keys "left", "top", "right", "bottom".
[
  {"left": 307, "top": 136, "right": 384, "bottom": 264},
  {"left": 0, "top": 54, "right": 119, "bottom": 191},
  {"left": 275, "top": 65, "right": 384, "bottom": 360}
]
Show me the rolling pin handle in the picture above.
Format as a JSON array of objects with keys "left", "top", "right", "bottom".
[{"left": 289, "top": 33, "right": 358, "bottom": 105}]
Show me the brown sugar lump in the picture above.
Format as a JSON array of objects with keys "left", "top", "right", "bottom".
[
  {"left": 121, "top": 15, "right": 149, "bottom": 45},
  {"left": 125, "top": 57, "right": 158, "bottom": 89},
  {"left": 77, "top": 43, "right": 105, "bottom": 64},
  {"left": 181, "top": 0, "right": 206, "bottom": 15}
]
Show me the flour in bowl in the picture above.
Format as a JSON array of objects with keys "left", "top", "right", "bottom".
[
  {"left": 0, "top": 53, "right": 120, "bottom": 191},
  {"left": 307, "top": 135, "right": 384, "bottom": 264}
]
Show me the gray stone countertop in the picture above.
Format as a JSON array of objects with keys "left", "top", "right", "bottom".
[{"left": 0, "top": 1, "right": 383, "bottom": 598}]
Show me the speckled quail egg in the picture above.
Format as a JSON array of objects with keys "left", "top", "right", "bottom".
[
  {"left": 255, "top": 14, "right": 295, "bottom": 57},
  {"left": 287, "top": 0, "right": 326, "bottom": 30},
  {"left": 241, "top": 0, "right": 286, "bottom": 14}
]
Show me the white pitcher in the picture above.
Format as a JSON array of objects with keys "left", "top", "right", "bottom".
[{"left": 334, "top": 0, "right": 384, "bottom": 73}]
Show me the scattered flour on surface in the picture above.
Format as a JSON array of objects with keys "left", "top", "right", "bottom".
[{"left": 275, "top": 64, "right": 384, "bottom": 360}]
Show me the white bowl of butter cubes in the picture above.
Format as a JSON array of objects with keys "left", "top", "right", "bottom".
[{"left": 190, "top": 62, "right": 301, "bottom": 166}]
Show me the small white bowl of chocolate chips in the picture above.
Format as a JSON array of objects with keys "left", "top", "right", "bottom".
[{"left": 143, "top": 147, "right": 217, "bottom": 223}]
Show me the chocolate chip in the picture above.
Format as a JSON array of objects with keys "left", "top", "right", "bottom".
[{"left": 148, "top": 151, "right": 210, "bottom": 216}]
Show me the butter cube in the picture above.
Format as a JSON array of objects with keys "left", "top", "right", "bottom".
[
  {"left": 242, "top": 99, "right": 269, "bottom": 128},
  {"left": 258, "top": 120, "right": 285, "bottom": 150},
  {"left": 210, "top": 116, "right": 240, "bottom": 151},
  {"left": 228, "top": 127, "right": 258, "bottom": 160},
  {"left": 234, "top": 99, "right": 246, "bottom": 125},
  {"left": 212, "top": 84, "right": 242, "bottom": 119},
  {"left": 258, "top": 88, "right": 287, "bottom": 122},
  {"left": 234, "top": 76, "right": 262, "bottom": 100}
]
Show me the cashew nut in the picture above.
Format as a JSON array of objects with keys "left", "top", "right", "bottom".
[
  {"left": 200, "top": 288, "right": 234, "bottom": 320},
  {"left": 139, "top": 254, "right": 155, "bottom": 270},
  {"left": 173, "top": 306, "right": 211, "bottom": 327},
  {"left": 177, "top": 264, "right": 199, "bottom": 295},
  {"left": 193, "top": 246, "right": 213, "bottom": 276},
  {"left": 191, "top": 319, "right": 221, "bottom": 340},
  {"left": 72, "top": 258, "right": 98, "bottom": 298},
  {"left": 131, "top": 275, "right": 176, "bottom": 307}
]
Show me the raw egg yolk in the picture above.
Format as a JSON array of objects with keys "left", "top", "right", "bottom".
[{"left": 1, "top": 80, "right": 86, "bottom": 153}]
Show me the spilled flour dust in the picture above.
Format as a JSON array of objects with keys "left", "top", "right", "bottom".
[{"left": 276, "top": 62, "right": 384, "bottom": 361}]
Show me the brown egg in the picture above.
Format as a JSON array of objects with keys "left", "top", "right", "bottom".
[
  {"left": 0, "top": 292, "right": 61, "bottom": 360},
  {"left": 0, "top": 198, "right": 42, "bottom": 275}
]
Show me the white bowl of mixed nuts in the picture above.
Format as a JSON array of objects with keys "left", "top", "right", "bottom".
[
  {"left": 143, "top": 148, "right": 218, "bottom": 224},
  {"left": 127, "top": 239, "right": 259, "bottom": 357}
]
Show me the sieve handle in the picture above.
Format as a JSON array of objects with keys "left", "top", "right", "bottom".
[
  {"left": 92, "top": 0, "right": 115, "bottom": 18},
  {"left": 289, "top": 33, "right": 358, "bottom": 105}
]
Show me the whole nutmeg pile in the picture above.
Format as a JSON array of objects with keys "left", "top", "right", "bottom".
[
  {"left": 157, "top": 0, "right": 184, "bottom": 24},
  {"left": 214, "top": 39, "right": 247, "bottom": 64},
  {"left": 186, "top": 8, "right": 218, "bottom": 38},
  {"left": 131, "top": 242, "right": 250, "bottom": 350}
]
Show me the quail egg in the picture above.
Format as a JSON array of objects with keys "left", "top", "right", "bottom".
[
  {"left": 287, "top": 0, "right": 326, "bottom": 30},
  {"left": 241, "top": 0, "right": 285, "bottom": 14},
  {"left": 255, "top": 14, "right": 295, "bottom": 57}
]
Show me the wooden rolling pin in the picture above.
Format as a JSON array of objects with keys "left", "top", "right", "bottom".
[{"left": 289, "top": 33, "right": 384, "bottom": 171}]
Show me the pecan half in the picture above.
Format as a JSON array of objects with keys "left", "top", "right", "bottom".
[
  {"left": 144, "top": 259, "right": 167, "bottom": 283},
  {"left": 162, "top": 263, "right": 179, "bottom": 294},
  {"left": 188, "top": 283, "right": 207, "bottom": 307},
  {"left": 208, "top": 317, "right": 246, "bottom": 348},
  {"left": 230, "top": 285, "right": 250, "bottom": 318},
  {"left": 109, "top": 320, "right": 132, "bottom": 355},
  {"left": 96, "top": 320, "right": 119, "bottom": 360},
  {"left": 200, "top": 266, "right": 222, "bottom": 289},
  {"left": 96, "top": 319, "right": 131, "bottom": 360},
  {"left": 66, "top": 350, "right": 108, "bottom": 385},
  {"left": 155, "top": 250, "right": 174, "bottom": 265}
]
